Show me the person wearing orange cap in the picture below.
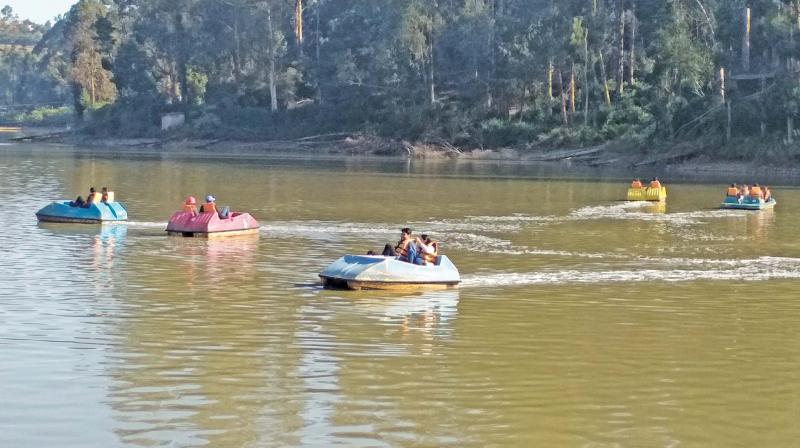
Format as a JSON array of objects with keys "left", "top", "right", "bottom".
[{"left": 182, "top": 196, "right": 198, "bottom": 214}]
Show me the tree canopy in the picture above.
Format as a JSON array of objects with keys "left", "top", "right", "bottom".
[{"left": 5, "top": 0, "right": 800, "bottom": 152}]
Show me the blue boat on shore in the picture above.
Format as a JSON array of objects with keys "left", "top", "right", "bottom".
[
  {"left": 36, "top": 198, "right": 128, "bottom": 223},
  {"left": 320, "top": 255, "right": 461, "bottom": 290},
  {"left": 720, "top": 196, "right": 776, "bottom": 211}
]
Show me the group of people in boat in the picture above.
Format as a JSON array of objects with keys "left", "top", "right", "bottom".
[
  {"left": 181, "top": 195, "right": 230, "bottom": 218},
  {"left": 630, "top": 178, "right": 662, "bottom": 189},
  {"left": 369, "top": 228, "right": 440, "bottom": 266},
  {"left": 69, "top": 187, "right": 110, "bottom": 208},
  {"left": 726, "top": 183, "right": 772, "bottom": 202}
]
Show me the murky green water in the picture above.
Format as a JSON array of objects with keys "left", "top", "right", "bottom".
[{"left": 2, "top": 144, "right": 800, "bottom": 447}]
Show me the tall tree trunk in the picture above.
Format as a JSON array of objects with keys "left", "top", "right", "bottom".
[
  {"left": 570, "top": 64, "right": 576, "bottom": 115},
  {"left": 489, "top": 0, "right": 496, "bottom": 109},
  {"left": 175, "top": 11, "right": 189, "bottom": 105},
  {"left": 617, "top": 0, "right": 626, "bottom": 96},
  {"left": 760, "top": 77, "right": 766, "bottom": 137},
  {"left": 558, "top": 70, "right": 568, "bottom": 126},
  {"left": 233, "top": 16, "right": 242, "bottom": 85},
  {"left": 584, "top": 29, "right": 590, "bottom": 125},
  {"left": 629, "top": 1, "right": 636, "bottom": 85},
  {"left": 743, "top": 7, "right": 751, "bottom": 72},
  {"left": 295, "top": 0, "right": 304, "bottom": 53},
  {"left": 315, "top": 0, "right": 322, "bottom": 103},
  {"left": 90, "top": 54, "right": 96, "bottom": 105},
  {"left": 599, "top": 51, "right": 611, "bottom": 106},
  {"left": 429, "top": 35, "right": 436, "bottom": 104},
  {"left": 726, "top": 101, "right": 732, "bottom": 142},
  {"left": 266, "top": 3, "right": 278, "bottom": 112}
]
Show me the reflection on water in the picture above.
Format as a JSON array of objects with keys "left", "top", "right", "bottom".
[{"left": 3, "top": 145, "right": 800, "bottom": 447}]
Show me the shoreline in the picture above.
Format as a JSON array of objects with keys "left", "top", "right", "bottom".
[{"left": 6, "top": 127, "right": 800, "bottom": 182}]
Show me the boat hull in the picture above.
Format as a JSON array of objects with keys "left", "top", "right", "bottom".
[
  {"left": 627, "top": 187, "right": 667, "bottom": 202},
  {"left": 720, "top": 197, "right": 776, "bottom": 210},
  {"left": 166, "top": 211, "right": 260, "bottom": 238},
  {"left": 344, "top": 280, "right": 458, "bottom": 291},
  {"left": 36, "top": 201, "right": 128, "bottom": 223},
  {"left": 320, "top": 255, "right": 461, "bottom": 291}
]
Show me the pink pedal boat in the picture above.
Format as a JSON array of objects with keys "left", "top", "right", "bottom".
[{"left": 166, "top": 208, "right": 260, "bottom": 238}]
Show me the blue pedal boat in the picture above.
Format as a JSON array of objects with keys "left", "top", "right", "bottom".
[
  {"left": 320, "top": 255, "right": 461, "bottom": 291},
  {"left": 720, "top": 196, "right": 776, "bottom": 211},
  {"left": 36, "top": 194, "right": 128, "bottom": 224}
]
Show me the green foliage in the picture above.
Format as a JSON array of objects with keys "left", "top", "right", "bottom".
[
  {"left": 5, "top": 0, "right": 800, "bottom": 159},
  {"left": 0, "top": 106, "right": 72, "bottom": 126},
  {"left": 0, "top": 5, "right": 47, "bottom": 46},
  {"left": 186, "top": 67, "right": 208, "bottom": 105},
  {"left": 479, "top": 119, "right": 540, "bottom": 148}
]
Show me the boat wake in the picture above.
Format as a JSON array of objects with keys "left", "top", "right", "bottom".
[
  {"left": 569, "top": 202, "right": 752, "bottom": 225},
  {"left": 263, "top": 220, "right": 618, "bottom": 259},
  {"left": 462, "top": 256, "right": 800, "bottom": 287},
  {"left": 125, "top": 221, "right": 169, "bottom": 229}
]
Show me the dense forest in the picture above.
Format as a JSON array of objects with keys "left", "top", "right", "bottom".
[
  {"left": 3, "top": 1, "right": 800, "bottom": 157},
  {"left": 0, "top": 6, "right": 67, "bottom": 117}
]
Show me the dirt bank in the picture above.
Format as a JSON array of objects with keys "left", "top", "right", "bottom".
[{"left": 10, "top": 128, "right": 800, "bottom": 180}]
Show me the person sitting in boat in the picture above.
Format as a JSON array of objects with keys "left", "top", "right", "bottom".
[
  {"left": 726, "top": 184, "right": 739, "bottom": 198},
  {"left": 182, "top": 196, "right": 198, "bottom": 214},
  {"left": 419, "top": 234, "right": 439, "bottom": 265},
  {"left": 200, "top": 195, "right": 230, "bottom": 219},
  {"left": 631, "top": 178, "right": 643, "bottom": 189},
  {"left": 750, "top": 184, "right": 763, "bottom": 200},
  {"left": 69, "top": 196, "right": 86, "bottom": 208},
  {"left": 383, "top": 228, "right": 423, "bottom": 265},
  {"left": 380, "top": 245, "right": 396, "bottom": 256},
  {"left": 200, "top": 195, "right": 217, "bottom": 214},
  {"left": 649, "top": 177, "right": 662, "bottom": 189},
  {"left": 101, "top": 187, "right": 109, "bottom": 203},
  {"left": 764, "top": 187, "right": 773, "bottom": 202},
  {"left": 740, "top": 184, "right": 750, "bottom": 198},
  {"left": 384, "top": 228, "right": 412, "bottom": 258},
  {"left": 82, "top": 187, "right": 98, "bottom": 208}
]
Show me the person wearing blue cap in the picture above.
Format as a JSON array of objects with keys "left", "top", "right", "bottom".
[{"left": 200, "top": 195, "right": 230, "bottom": 218}]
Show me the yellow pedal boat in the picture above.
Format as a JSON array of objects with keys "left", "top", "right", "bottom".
[{"left": 626, "top": 186, "right": 667, "bottom": 202}]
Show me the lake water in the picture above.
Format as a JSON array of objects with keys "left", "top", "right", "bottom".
[{"left": 2, "top": 144, "right": 800, "bottom": 447}]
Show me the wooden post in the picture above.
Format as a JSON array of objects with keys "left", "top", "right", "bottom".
[{"left": 743, "top": 7, "right": 751, "bottom": 72}]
